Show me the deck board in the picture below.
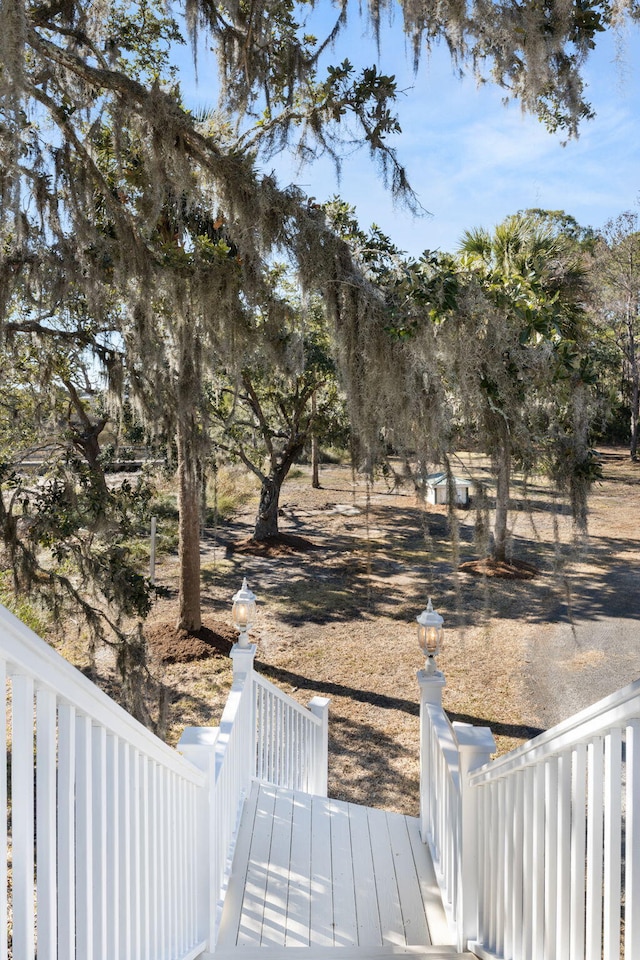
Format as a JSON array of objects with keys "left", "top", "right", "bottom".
[
  {"left": 385, "top": 811, "right": 431, "bottom": 946},
  {"left": 262, "top": 788, "right": 294, "bottom": 945},
  {"left": 286, "top": 791, "right": 313, "bottom": 946},
  {"left": 310, "top": 796, "right": 334, "bottom": 947},
  {"left": 329, "top": 798, "right": 358, "bottom": 947},
  {"left": 367, "top": 807, "right": 405, "bottom": 946},
  {"left": 236, "top": 784, "right": 276, "bottom": 944},
  {"left": 218, "top": 783, "right": 458, "bottom": 953},
  {"left": 349, "top": 801, "right": 382, "bottom": 946}
]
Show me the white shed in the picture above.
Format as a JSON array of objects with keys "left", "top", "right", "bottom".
[{"left": 424, "top": 471, "right": 471, "bottom": 506}]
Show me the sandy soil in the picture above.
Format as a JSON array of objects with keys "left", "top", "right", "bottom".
[{"left": 142, "top": 448, "right": 640, "bottom": 817}]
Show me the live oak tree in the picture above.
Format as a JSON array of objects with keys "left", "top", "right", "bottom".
[
  {"left": 210, "top": 290, "right": 345, "bottom": 540},
  {"left": 0, "top": 0, "right": 392, "bottom": 634},
  {"left": 0, "top": 325, "right": 161, "bottom": 721}
]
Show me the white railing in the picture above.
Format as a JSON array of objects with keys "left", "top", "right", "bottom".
[
  {"left": 420, "top": 698, "right": 462, "bottom": 928},
  {"left": 254, "top": 672, "right": 329, "bottom": 795},
  {"left": 419, "top": 667, "right": 640, "bottom": 960},
  {"left": 180, "top": 646, "right": 330, "bottom": 949},
  {"left": 418, "top": 669, "right": 495, "bottom": 951},
  {"left": 468, "top": 678, "right": 640, "bottom": 960},
  {"left": 0, "top": 602, "right": 208, "bottom": 960},
  {"left": 2, "top": 606, "right": 331, "bottom": 960}
]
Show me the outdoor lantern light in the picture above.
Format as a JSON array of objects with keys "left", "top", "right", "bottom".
[
  {"left": 417, "top": 598, "right": 444, "bottom": 675},
  {"left": 232, "top": 577, "right": 257, "bottom": 648}
]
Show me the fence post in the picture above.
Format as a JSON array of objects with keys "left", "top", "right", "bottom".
[
  {"left": 453, "top": 721, "right": 496, "bottom": 953},
  {"left": 309, "top": 696, "right": 330, "bottom": 796},
  {"left": 177, "top": 727, "right": 219, "bottom": 953},
  {"left": 417, "top": 667, "right": 447, "bottom": 843}
]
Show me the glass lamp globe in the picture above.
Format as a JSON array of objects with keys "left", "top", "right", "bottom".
[
  {"left": 417, "top": 598, "right": 444, "bottom": 673},
  {"left": 232, "top": 578, "right": 257, "bottom": 647}
]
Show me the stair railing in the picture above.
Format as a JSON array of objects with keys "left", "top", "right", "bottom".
[
  {"left": 1, "top": 602, "right": 330, "bottom": 960},
  {"left": 254, "top": 671, "right": 329, "bottom": 795},
  {"left": 418, "top": 668, "right": 495, "bottom": 951},
  {"left": 179, "top": 645, "right": 330, "bottom": 950},
  {"left": 419, "top": 665, "right": 640, "bottom": 960},
  {"left": 0, "top": 602, "right": 208, "bottom": 960},
  {"left": 467, "top": 678, "right": 640, "bottom": 960}
]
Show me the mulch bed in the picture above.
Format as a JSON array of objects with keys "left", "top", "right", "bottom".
[
  {"left": 145, "top": 618, "right": 236, "bottom": 663},
  {"left": 227, "top": 532, "right": 319, "bottom": 556},
  {"left": 459, "top": 557, "right": 539, "bottom": 580}
]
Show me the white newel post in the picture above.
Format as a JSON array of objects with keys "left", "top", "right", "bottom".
[
  {"left": 453, "top": 721, "right": 496, "bottom": 953},
  {"left": 230, "top": 642, "right": 257, "bottom": 789},
  {"left": 177, "top": 726, "right": 220, "bottom": 952},
  {"left": 417, "top": 667, "right": 447, "bottom": 843},
  {"left": 308, "top": 696, "right": 330, "bottom": 796},
  {"left": 230, "top": 642, "right": 257, "bottom": 678}
]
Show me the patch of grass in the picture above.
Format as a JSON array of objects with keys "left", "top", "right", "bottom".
[
  {"left": 151, "top": 493, "right": 179, "bottom": 520},
  {"left": 201, "top": 557, "right": 235, "bottom": 584},
  {"left": 0, "top": 572, "right": 48, "bottom": 635},
  {"left": 206, "top": 466, "right": 258, "bottom": 523}
]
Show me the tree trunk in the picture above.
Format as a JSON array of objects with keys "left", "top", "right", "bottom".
[
  {"left": 631, "top": 381, "right": 639, "bottom": 461},
  {"left": 311, "top": 391, "right": 320, "bottom": 488},
  {"left": 493, "top": 436, "right": 511, "bottom": 563},
  {"left": 176, "top": 418, "right": 202, "bottom": 632},
  {"left": 630, "top": 326, "right": 639, "bottom": 461},
  {"left": 311, "top": 436, "right": 320, "bottom": 488},
  {"left": 253, "top": 475, "right": 282, "bottom": 541}
]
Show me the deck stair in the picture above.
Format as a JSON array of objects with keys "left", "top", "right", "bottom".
[
  {"left": 216, "top": 783, "right": 473, "bottom": 959},
  {"left": 4, "top": 598, "right": 639, "bottom": 960}
]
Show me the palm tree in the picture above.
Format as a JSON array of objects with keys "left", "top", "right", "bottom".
[{"left": 457, "top": 214, "right": 588, "bottom": 562}]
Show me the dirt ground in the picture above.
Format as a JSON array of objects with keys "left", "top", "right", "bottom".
[{"left": 143, "top": 448, "right": 640, "bottom": 817}]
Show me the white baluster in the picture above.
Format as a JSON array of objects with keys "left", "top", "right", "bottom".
[
  {"left": 627, "top": 720, "right": 640, "bottom": 960},
  {"left": 75, "top": 712, "right": 93, "bottom": 960},
  {"left": 106, "top": 733, "right": 120, "bottom": 960},
  {"left": 521, "top": 765, "right": 534, "bottom": 960},
  {"left": 0, "top": 662, "right": 6, "bottom": 960},
  {"left": 36, "top": 686, "right": 57, "bottom": 960},
  {"left": 544, "top": 756, "right": 559, "bottom": 960},
  {"left": 92, "top": 723, "right": 107, "bottom": 960},
  {"left": 119, "top": 740, "right": 132, "bottom": 960},
  {"left": 12, "top": 674, "right": 35, "bottom": 960},
  {"left": 603, "top": 728, "right": 622, "bottom": 960},
  {"left": 511, "top": 771, "right": 524, "bottom": 960},
  {"left": 556, "top": 750, "right": 572, "bottom": 960},
  {"left": 57, "top": 702, "right": 76, "bottom": 960},
  {"left": 531, "top": 763, "right": 545, "bottom": 960},
  {"left": 570, "top": 743, "right": 587, "bottom": 960},
  {"left": 586, "top": 737, "right": 604, "bottom": 960}
]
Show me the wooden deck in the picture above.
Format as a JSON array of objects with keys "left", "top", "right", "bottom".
[{"left": 216, "top": 783, "right": 476, "bottom": 959}]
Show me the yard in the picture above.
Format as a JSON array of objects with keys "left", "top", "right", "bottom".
[{"left": 119, "top": 449, "right": 639, "bottom": 816}]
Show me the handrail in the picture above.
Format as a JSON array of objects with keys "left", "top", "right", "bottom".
[
  {"left": 1, "top": 602, "right": 208, "bottom": 960},
  {"left": 253, "top": 672, "right": 329, "bottom": 795},
  {"left": 0, "top": 604, "right": 203, "bottom": 782},
  {"left": 1, "top": 603, "right": 331, "bottom": 959},
  {"left": 470, "top": 676, "right": 640, "bottom": 785},
  {"left": 422, "top": 702, "right": 461, "bottom": 930},
  {"left": 465, "top": 680, "right": 640, "bottom": 960},
  {"left": 253, "top": 671, "right": 324, "bottom": 722}
]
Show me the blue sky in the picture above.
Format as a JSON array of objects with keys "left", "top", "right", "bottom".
[{"left": 178, "top": 10, "right": 640, "bottom": 258}]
